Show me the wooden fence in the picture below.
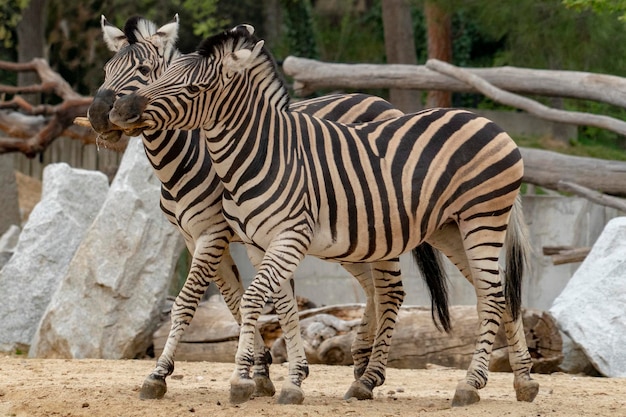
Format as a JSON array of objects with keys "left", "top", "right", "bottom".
[{"left": 11, "top": 136, "right": 123, "bottom": 182}]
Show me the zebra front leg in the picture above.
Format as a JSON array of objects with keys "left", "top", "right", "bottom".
[
  {"left": 243, "top": 244, "right": 277, "bottom": 398},
  {"left": 230, "top": 237, "right": 309, "bottom": 405},
  {"left": 344, "top": 260, "right": 404, "bottom": 400},
  {"left": 141, "top": 239, "right": 234, "bottom": 399}
]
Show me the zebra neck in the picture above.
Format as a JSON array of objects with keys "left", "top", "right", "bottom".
[
  {"left": 202, "top": 105, "right": 298, "bottom": 195},
  {"left": 141, "top": 128, "right": 211, "bottom": 194}
]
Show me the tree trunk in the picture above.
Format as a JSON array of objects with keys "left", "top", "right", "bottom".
[
  {"left": 16, "top": 0, "right": 48, "bottom": 104},
  {"left": 424, "top": 1, "right": 452, "bottom": 108},
  {"left": 381, "top": 0, "right": 422, "bottom": 113}
]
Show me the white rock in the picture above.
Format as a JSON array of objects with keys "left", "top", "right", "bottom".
[
  {"left": 0, "top": 163, "right": 108, "bottom": 352},
  {"left": 0, "top": 224, "right": 21, "bottom": 269},
  {"left": 30, "top": 138, "right": 184, "bottom": 359},
  {"left": 550, "top": 217, "right": 626, "bottom": 377}
]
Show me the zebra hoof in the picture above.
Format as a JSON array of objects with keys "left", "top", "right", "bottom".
[
  {"left": 515, "top": 379, "right": 539, "bottom": 402},
  {"left": 343, "top": 380, "right": 373, "bottom": 400},
  {"left": 139, "top": 374, "right": 167, "bottom": 400},
  {"left": 277, "top": 382, "right": 304, "bottom": 405},
  {"left": 253, "top": 374, "right": 276, "bottom": 397},
  {"left": 353, "top": 364, "right": 368, "bottom": 380},
  {"left": 451, "top": 381, "right": 480, "bottom": 407},
  {"left": 230, "top": 379, "right": 256, "bottom": 404}
]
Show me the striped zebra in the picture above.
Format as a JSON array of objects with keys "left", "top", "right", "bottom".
[
  {"left": 109, "top": 24, "right": 539, "bottom": 407},
  {"left": 88, "top": 15, "right": 443, "bottom": 403}
]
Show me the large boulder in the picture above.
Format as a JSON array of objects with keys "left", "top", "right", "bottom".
[
  {"left": 30, "top": 138, "right": 185, "bottom": 359},
  {"left": 0, "top": 163, "right": 109, "bottom": 352},
  {"left": 550, "top": 217, "right": 626, "bottom": 377}
]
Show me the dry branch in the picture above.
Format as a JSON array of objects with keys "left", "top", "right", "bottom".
[
  {"left": 0, "top": 58, "right": 102, "bottom": 156},
  {"left": 550, "top": 247, "right": 591, "bottom": 265},
  {"left": 0, "top": 58, "right": 82, "bottom": 99},
  {"left": 425, "top": 59, "right": 626, "bottom": 136},
  {"left": 556, "top": 180, "right": 626, "bottom": 212}
]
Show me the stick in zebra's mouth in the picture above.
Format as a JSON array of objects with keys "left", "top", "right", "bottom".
[
  {"left": 74, "top": 116, "right": 156, "bottom": 143},
  {"left": 74, "top": 116, "right": 156, "bottom": 131}
]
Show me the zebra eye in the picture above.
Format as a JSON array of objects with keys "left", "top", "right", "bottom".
[
  {"left": 186, "top": 85, "right": 200, "bottom": 94},
  {"left": 138, "top": 65, "right": 151, "bottom": 76}
]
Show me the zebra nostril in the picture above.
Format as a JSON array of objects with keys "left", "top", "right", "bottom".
[
  {"left": 110, "top": 94, "right": 149, "bottom": 127},
  {"left": 109, "top": 108, "right": 140, "bottom": 126},
  {"left": 88, "top": 89, "right": 117, "bottom": 132}
]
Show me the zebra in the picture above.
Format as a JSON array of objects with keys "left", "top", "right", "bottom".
[
  {"left": 109, "top": 24, "right": 539, "bottom": 407},
  {"left": 88, "top": 15, "right": 444, "bottom": 403}
]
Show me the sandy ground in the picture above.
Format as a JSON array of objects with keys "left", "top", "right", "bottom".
[{"left": 1, "top": 357, "right": 625, "bottom": 417}]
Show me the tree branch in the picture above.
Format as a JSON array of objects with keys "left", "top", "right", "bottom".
[
  {"left": 0, "top": 58, "right": 113, "bottom": 156},
  {"left": 556, "top": 180, "right": 626, "bottom": 212},
  {"left": 425, "top": 59, "right": 626, "bottom": 136}
]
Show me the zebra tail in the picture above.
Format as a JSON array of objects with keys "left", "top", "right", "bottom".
[
  {"left": 412, "top": 243, "right": 451, "bottom": 333},
  {"left": 505, "top": 195, "right": 532, "bottom": 322}
]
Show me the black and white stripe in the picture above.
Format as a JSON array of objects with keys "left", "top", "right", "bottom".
[
  {"left": 110, "top": 24, "right": 539, "bottom": 407},
  {"left": 90, "top": 16, "right": 446, "bottom": 404}
]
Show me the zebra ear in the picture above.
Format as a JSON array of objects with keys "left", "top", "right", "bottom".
[
  {"left": 231, "top": 24, "right": 254, "bottom": 35},
  {"left": 223, "top": 40, "right": 264, "bottom": 74},
  {"left": 101, "top": 15, "right": 128, "bottom": 52},
  {"left": 148, "top": 14, "right": 179, "bottom": 55},
  {"left": 153, "top": 13, "right": 179, "bottom": 46}
]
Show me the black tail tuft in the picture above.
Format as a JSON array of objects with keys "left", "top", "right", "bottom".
[
  {"left": 504, "top": 195, "right": 531, "bottom": 322},
  {"left": 412, "top": 243, "right": 451, "bottom": 333},
  {"left": 505, "top": 242, "right": 523, "bottom": 322}
]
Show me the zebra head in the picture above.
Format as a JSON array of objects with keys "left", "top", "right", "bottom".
[
  {"left": 88, "top": 14, "right": 180, "bottom": 142},
  {"left": 109, "top": 25, "right": 272, "bottom": 133}
]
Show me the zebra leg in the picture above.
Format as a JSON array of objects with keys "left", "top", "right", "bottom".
[
  {"left": 230, "top": 237, "right": 309, "bottom": 405},
  {"left": 344, "top": 259, "right": 404, "bottom": 400},
  {"left": 141, "top": 236, "right": 237, "bottom": 399},
  {"left": 341, "top": 263, "right": 376, "bottom": 380},
  {"left": 428, "top": 219, "right": 537, "bottom": 404},
  {"left": 502, "top": 307, "right": 538, "bottom": 401},
  {"left": 245, "top": 245, "right": 277, "bottom": 398}
]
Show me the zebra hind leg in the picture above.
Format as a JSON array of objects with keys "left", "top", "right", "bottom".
[
  {"left": 141, "top": 243, "right": 244, "bottom": 400},
  {"left": 140, "top": 248, "right": 224, "bottom": 399},
  {"left": 428, "top": 217, "right": 537, "bottom": 405},
  {"left": 344, "top": 259, "right": 404, "bottom": 400},
  {"left": 505, "top": 195, "right": 539, "bottom": 402},
  {"left": 341, "top": 263, "right": 376, "bottom": 381}
]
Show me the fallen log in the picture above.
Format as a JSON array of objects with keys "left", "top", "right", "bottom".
[
  {"left": 543, "top": 246, "right": 592, "bottom": 265},
  {"left": 282, "top": 56, "right": 626, "bottom": 108},
  {"left": 154, "top": 299, "right": 563, "bottom": 374},
  {"left": 520, "top": 148, "right": 626, "bottom": 198}
]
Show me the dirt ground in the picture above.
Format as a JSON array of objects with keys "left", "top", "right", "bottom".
[{"left": 1, "top": 357, "right": 625, "bottom": 417}]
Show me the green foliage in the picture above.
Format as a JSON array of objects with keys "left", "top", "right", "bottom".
[
  {"left": 563, "top": 0, "right": 626, "bottom": 19},
  {"left": 457, "top": 0, "right": 626, "bottom": 74},
  {"left": 312, "top": 0, "right": 385, "bottom": 63},
  {"left": 279, "top": 0, "right": 319, "bottom": 59},
  {"left": 0, "top": 0, "right": 29, "bottom": 48},
  {"left": 179, "top": 0, "right": 227, "bottom": 39}
]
